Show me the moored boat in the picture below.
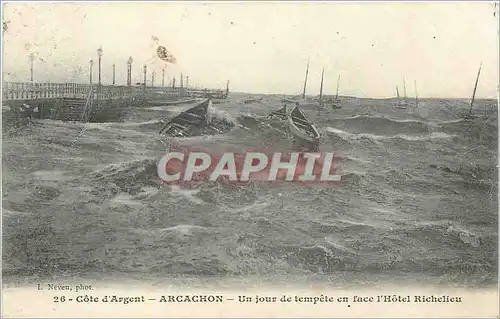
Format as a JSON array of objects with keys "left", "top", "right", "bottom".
[
  {"left": 281, "top": 61, "right": 321, "bottom": 108},
  {"left": 462, "top": 62, "right": 482, "bottom": 120},
  {"left": 267, "top": 104, "right": 288, "bottom": 120},
  {"left": 243, "top": 97, "right": 263, "bottom": 104},
  {"left": 320, "top": 98, "right": 342, "bottom": 109},
  {"left": 395, "top": 79, "right": 409, "bottom": 109},
  {"left": 159, "top": 99, "right": 211, "bottom": 137},
  {"left": 318, "top": 73, "right": 342, "bottom": 109},
  {"left": 288, "top": 103, "right": 320, "bottom": 144}
]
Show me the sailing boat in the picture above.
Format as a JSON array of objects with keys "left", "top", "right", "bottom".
[
  {"left": 318, "top": 71, "right": 342, "bottom": 109},
  {"left": 414, "top": 80, "right": 419, "bottom": 108},
  {"left": 330, "top": 75, "right": 342, "bottom": 109},
  {"left": 319, "top": 67, "right": 324, "bottom": 103},
  {"left": 288, "top": 103, "right": 321, "bottom": 151},
  {"left": 463, "top": 62, "right": 482, "bottom": 120},
  {"left": 282, "top": 61, "right": 318, "bottom": 107},
  {"left": 403, "top": 78, "right": 408, "bottom": 103},
  {"left": 395, "top": 79, "right": 408, "bottom": 109}
]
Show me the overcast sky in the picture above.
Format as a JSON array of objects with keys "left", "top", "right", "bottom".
[{"left": 2, "top": 1, "right": 499, "bottom": 98}]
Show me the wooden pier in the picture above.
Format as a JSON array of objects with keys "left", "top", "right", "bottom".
[
  {"left": 2, "top": 82, "right": 142, "bottom": 101},
  {"left": 2, "top": 82, "right": 228, "bottom": 102},
  {"left": 1, "top": 81, "right": 229, "bottom": 122},
  {"left": 2, "top": 82, "right": 143, "bottom": 122}
]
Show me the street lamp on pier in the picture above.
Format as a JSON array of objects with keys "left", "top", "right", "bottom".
[
  {"left": 89, "top": 59, "right": 94, "bottom": 84},
  {"left": 127, "top": 57, "right": 133, "bottom": 86},
  {"left": 162, "top": 68, "right": 165, "bottom": 87},
  {"left": 29, "top": 53, "right": 35, "bottom": 82},
  {"left": 97, "top": 47, "right": 103, "bottom": 85},
  {"left": 112, "top": 64, "right": 116, "bottom": 85},
  {"left": 152, "top": 70, "right": 155, "bottom": 87}
]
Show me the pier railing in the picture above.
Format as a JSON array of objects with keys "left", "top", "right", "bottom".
[
  {"left": 2, "top": 82, "right": 142, "bottom": 101},
  {"left": 2, "top": 81, "right": 227, "bottom": 102}
]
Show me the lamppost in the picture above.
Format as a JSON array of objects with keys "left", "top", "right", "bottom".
[
  {"left": 162, "top": 68, "right": 165, "bottom": 87},
  {"left": 186, "top": 76, "right": 189, "bottom": 89},
  {"left": 127, "top": 57, "right": 133, "bottom": 86},
  {"left": 152, "top": 70, "right": 155, "bottom": 87},
  {"left": 143, "top": 64, "right": 147, "bottom": 91},
  {"left": 29, "top": 53, "right": 35, "bottom": 82},
  {"left": 89, "top": 59, "right": 94, "bottom": 84},
  {"left": 112, "top": 64, "right": 116, "bottom": 85},
  {"left": 97, "top": 47, "right": 103, "bottom": 85}
]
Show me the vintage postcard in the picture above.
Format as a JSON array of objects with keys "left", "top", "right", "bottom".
[{"left": 1, "top": 1, "right": 499, "bottom": 318}]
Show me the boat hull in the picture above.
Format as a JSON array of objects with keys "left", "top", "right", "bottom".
[
  {"left": 288, "top": 123, "right": 317, "bottom": 143},
  {"left": 287, "top": 105, "right": 320, "bottom": 143},
  {"left": 267, "top": 105, "right": 288, "bottom": 120},
  {"left": 159, "top": 99, "right": 211, "bottom": 136},
  {"left": 243, "top": 97, "right": 263, "bottom": 104}
]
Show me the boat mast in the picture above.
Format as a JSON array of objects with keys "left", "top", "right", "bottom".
[
  {"left": 302, "top": 60, "right": 310, "bottom": 99},
  {"left": 319, "top": 67, "right": 324, "bottom": 101},
  {"left": 468, "top": 62, "right": 482, "bottom": 116},
  {"left": 396, "top": 86, "right": 400, "bottom": 102},
  {"left": 414, "top": 80, "right": 419, "bottom": 108},
  {"left": 403, "top": 77, "right": 407, "bottom": 101},
  {"left": 335, "top": 75, "right": 340, "bottom": 99}
]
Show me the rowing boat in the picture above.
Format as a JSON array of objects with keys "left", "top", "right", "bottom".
[
  {"left": 267, "top": 105, "right": 288, "bottom": 120},
  {"left": 243, "top": 97, "right": 263, "bottom": 104},
  {"left": 287, "top": 104, "right": 320, "bottom": 143},
  {"left": 319, "top": 97, "right": 342, "bottom": 109},
  {"left": 159, "top": 99, "right": 211, "bottom": 137}
]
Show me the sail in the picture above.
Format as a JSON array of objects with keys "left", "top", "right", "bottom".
[
  {"left": 319, "top": 67, "right": 324, "bottom": 101},
  {"left": 468, "top": 62, "right": 482, "bottom": 115},
  {"left": 302, "top": 60, "right": 310, "bottom": 99}
]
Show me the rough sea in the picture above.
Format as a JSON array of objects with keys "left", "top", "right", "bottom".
[{"left": 2, "top": 93, "right": 498, "bottom": 288}]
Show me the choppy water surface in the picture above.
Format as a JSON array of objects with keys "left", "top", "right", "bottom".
[{"left": 2, "top": 94, "right": 498, "bottom": 287}]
